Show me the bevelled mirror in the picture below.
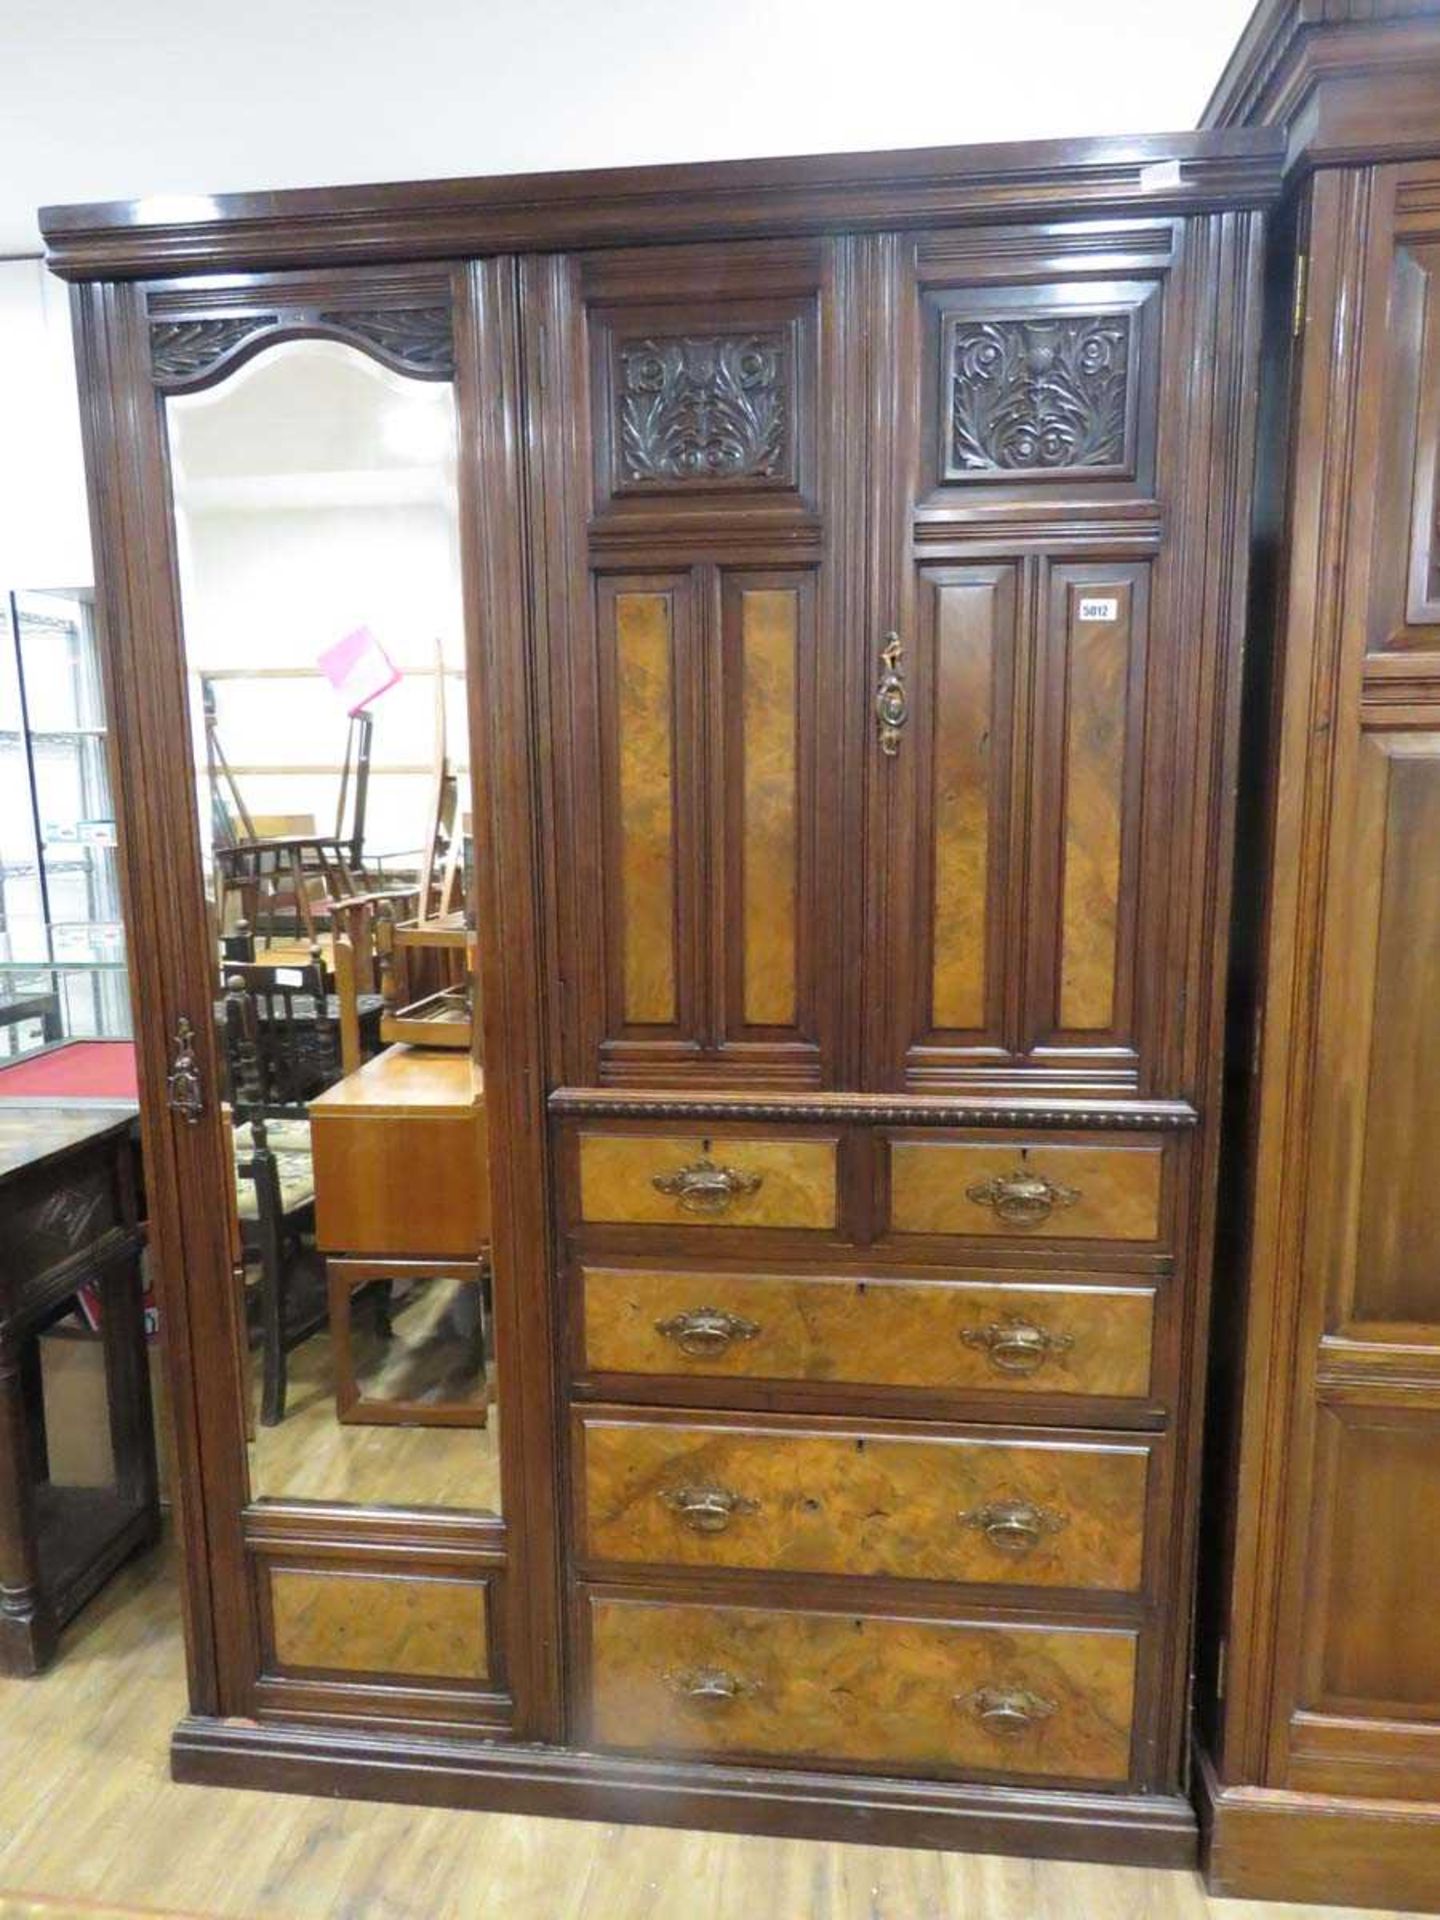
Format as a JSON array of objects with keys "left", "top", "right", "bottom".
[{"left": 164, "top": 333, "right": 499, "bottom": 1518}]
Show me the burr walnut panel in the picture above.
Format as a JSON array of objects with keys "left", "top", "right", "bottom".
[
  {"left": 735, "top": 583, "right": 801, "bottom": 1031},
  {"left": 586, "top": 1594, "right": 1138, "bottom": 1782},
  {"left": 579, "top": 1265, "right": 1158, "bottom": 1399},
  {"left": 267, "top": 1568, "right": 490, "bottom": 1682},
  {"left": 887, "top": 1135, "right": 1167, "bottom": 1244},
  {"left": 576, "top": 1130, "right": 839, "bottom": 1231},
  {"left": 577, "top": 1413, "right": 1151, "bottom": 1591},
  {"left": 1043, "top": 565, "right": 1149, "bottom": 1041},
  {"left": 602, "top": 581, "right": 684, "bottom": 1030}
]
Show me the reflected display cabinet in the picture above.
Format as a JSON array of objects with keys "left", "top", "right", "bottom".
[
  {"left": 1197, "top": 2, "right": 1440, "bottom": 1910},
  {"left": 41, "top": 122, "right": 1280, "bottom": 1867}
]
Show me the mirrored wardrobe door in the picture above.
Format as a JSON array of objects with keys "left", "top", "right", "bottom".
[
  {"left": 164, "top": 334, "right": 501, "bottom": 1519},
  {"left": 103, "top": 271, "right": 524, "bottom": 1731}
]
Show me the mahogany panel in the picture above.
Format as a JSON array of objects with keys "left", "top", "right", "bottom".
[
  {"left": 578, "top": 1265, "right": 1158, "bottom": 1399},
  {"left": 585, "top": 1593, "right": 1138, "bottom": 1783},
  {"left": 918, "top": 279, "right": 1164, "bottom": 514},
  {"left": 927, "top": 566, "right": 1018, "bottom": 1041},
  {"left": 1302, "top": 1399, "right": 1440, "bottom": 1718},
  {"left": 577, "top": 1411, "right": 1151, "bottom": 1591},
  {"left": 1368, "top": 241, "right": 1440, "bottom": 654},
  {"left": 1350, "top": 733, "right": 1440, "bottom": 1326},
  {"left": 588, "top": 303, "right": 812, "bottom": 521}
]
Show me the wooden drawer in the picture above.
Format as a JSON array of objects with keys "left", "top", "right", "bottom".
[
  {"left": 887, "top": 1134, "right": 1168, "bottom": 1245},
  {"left": 579, "top": 1265, "right": 1157, "bottom": 1399},
  {"left": 585, "top": 1593, "right": 1137, "bottom": 1783},
  {"left": 576, "top": 1131, "right": 838, "bottom": 1231},
  {"left": 578, "top": 1412, "right": 1150, "bottom": 1591},
  {"left": 310, "top": 1046, "right": 490, "bottom": 1258}
]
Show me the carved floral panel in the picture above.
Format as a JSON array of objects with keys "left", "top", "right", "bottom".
[
  {"left": 612, "top": 330, "right": 794, "bottom": 490},
  {"left": 945, "top": 312, "right": 1133, "bottom": 480}
]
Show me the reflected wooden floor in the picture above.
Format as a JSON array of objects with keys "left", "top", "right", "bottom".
[
  {"left": 247, "top": 1290, "right": 502, "bottom": 1513},
  {"left": 0, "top": 1538, "right": 1422, "bottom": 1920}
]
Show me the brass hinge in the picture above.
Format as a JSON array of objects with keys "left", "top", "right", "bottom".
[
  {"left": 1291, "top": 252, "right": 1309, "bottom": 338},
  {"left": 1216, "top": 1637, "right": 1228, "bottom": 1702}
]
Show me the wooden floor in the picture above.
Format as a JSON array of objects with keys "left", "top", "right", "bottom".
[
  {"left": 247, "top": 1282, "right": 501, "bottom": 1512},
  {"left": 0, "top": 1541, "right": 1422, "bottom": 1920}
]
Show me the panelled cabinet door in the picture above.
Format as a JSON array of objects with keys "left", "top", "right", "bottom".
[
  {"left": 870, "top": 228, "right": 1179, "bottom": 1095},
  {"left": 541, "top": 241, "right": 862, "bottom": 1091},
  {"left": 1268, "top": 163, "right": 1440, "bottom": 1804}
]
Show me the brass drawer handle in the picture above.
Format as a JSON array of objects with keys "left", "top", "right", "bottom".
[
  {"left": 957, "top": 1685, "right": 1058, "bottom": 1736},
  {"left": 875, "top": 630, "right": 908, "bottom": 756},
  {"left": 665, "top": 1665, "right": 759, "bottom": 1704},
  {"left": 661, "top": 1482, "right": 759, "bottom": 1534},
  {"left": 652, "top": 1155, "right": 764, "bottom": 1216},
  {"left": 960, "top": 1498, "right": 1068, "bottom": 1555},
  {"left": 655, "top": 1306, "right": 761, "bottom": 1357},
  {"left": 965, "top": 1167, "right": 1081, "bottom": 1228},
  {"left": 962, "top": 1313, "right": 1075, "bottom": 1376}
]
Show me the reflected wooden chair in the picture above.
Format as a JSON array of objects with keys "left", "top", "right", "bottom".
[
  {"left": 217, "top": 953, "right": 345, "bottom": 1103},
  {"left": 325, "top": 889, "right": 417, "bottom": 1074},
  {"left": 221, "top": 980, "right": 326, "bottom": 1426}
]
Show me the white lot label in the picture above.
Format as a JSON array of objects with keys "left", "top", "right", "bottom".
[{"left": 1079, "top": 596, "right": 1119, "bottom": 622}]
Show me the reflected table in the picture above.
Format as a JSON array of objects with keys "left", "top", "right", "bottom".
[
  {"left": 309, "top": 1045, "right": 491, "bottom": 1431},
  {"left": 0, "top": 1106, "right": 159, "bottom": 1672}
]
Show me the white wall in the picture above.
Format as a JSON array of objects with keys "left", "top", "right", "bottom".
[
  {"left": 4, "top": 1, "right": 1255, "bottom": 255},
  {"left": 0, "top": 0, "right": 1257, "bottom": 590},
  {"left": 0, "top": 260, "right": 91, "bottom": 586}
]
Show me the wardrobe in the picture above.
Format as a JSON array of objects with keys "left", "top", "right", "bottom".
[
  {"left": 41, "top": 123, "right": 1278, "bottom": 1866},
  {"left": 1197, "top": 2, "right": 1440, "bottom": 1910}
]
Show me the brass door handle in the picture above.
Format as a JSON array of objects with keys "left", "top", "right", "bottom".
[
  {"left": 961, "top": 1313, "right": 1075, "bottom": 1376},
  {"left": 665, "top": 1665, "right": 758, "bottom": 1704},
  {"left": 965, "top": 1167, "right": 1081, "bottom": 1228},
  {"left": 875, "top": 631, "right": 908, "bottom": 756},
  {"left": 655, "top": 1306, "right": 761, "bottom": 1357},
  {"left": 957, "top": 1686, "right": 1058, "bottom": 1736},
  {"left": 960, "top": 1498, "right": 1068, "bottom": 1555},
  {"left": 166, "top": 1016, "right": 204, "bottom": 1125},
  {"left": 652, "top": 1155, "right": 764, "bottom": 1216},
  {"left": 661, "top": 1482, "right": 759, "bottom": 1534}
]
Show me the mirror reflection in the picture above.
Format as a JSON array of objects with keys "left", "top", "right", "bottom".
[{"left": 166, "top": 338, "right": 498, "bottom": 1516}]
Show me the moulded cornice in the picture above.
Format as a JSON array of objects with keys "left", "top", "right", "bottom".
[{"left": 40, "top": 131, "right": 1283, "bottom": 282}]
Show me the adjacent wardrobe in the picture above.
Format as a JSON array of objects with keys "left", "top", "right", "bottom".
[
  {"left": 1196, "top": 2, "right": 1440, "bottom": 1910},
  {"left": 43, "top": 7, "right": 1440, "bottom": 1895}
]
